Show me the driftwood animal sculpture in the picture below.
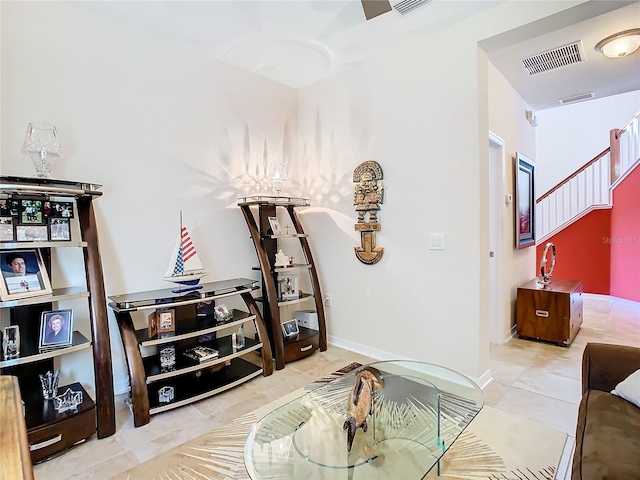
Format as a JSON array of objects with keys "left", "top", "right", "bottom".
[{"left": 343, "top": 366, "right": 385, "bottom": 452}]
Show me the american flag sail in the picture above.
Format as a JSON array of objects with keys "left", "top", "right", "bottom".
[{"left": 164, "top": 215, "right": 208, "bottom": 286}]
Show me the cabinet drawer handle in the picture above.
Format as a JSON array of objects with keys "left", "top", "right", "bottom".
[
  {"left": 535, "top": 310, "right": 549, "bottom": 317},
  {"left": 30, "top": 434, "right": 62, "bottom": 451},
  {"left": 300, "top": 345, "right": 313, "bottom": 352}
]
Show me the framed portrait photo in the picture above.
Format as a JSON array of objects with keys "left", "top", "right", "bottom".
[
  {"left": 16, "top": 225, "right": 48, "bottom": 242},
  {"left": 50, "top": 218, "right": 71, "bottom": 241},
  {"left": 268, "top": 216, "right": 283, "bottom": 236},
  {"left": 281, "top": 319, "right": 300, "bottom": 338},
  {"left": 39, "top": 309, "right": 73, "bottom": 350},
  {"left": 19, "top": 198, "right": 45, "bottom": 225},
  {"left": 278, "top": 274, "right": 299, "bottom": 301},
  {"left": 0, "top": 249, "right": 52, "bottom": 301},
  {"left": 515, "top": 153, "right": 536, "bottom": 249}
]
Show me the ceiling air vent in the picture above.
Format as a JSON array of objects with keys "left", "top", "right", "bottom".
[
  {"left": 390, "top": 0, "right": 432, "bottom": 15},
  {"left": 559, "top": 91, "right": 595, "bottom": 105},
  {"left": 521, "top": 41, "right": 584, "bottom": 75}
]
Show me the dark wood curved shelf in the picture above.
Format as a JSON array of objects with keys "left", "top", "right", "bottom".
[
  {"left": 0, "top": 176, "right": 116, "bottom": 444},
  {"left": 109, "top": 279, "right": 273, "bottom": 427},
  {"left": 239, "top": 198, "right": 327, "bottom": 370}
]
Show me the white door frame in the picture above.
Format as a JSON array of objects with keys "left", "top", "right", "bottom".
[{"left": 489, "top": 131, "right": 506, "bottom": 344}]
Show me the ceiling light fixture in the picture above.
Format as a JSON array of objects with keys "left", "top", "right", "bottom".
[{"left": 595, "top": 28, "right": 640, "bottom": 58}]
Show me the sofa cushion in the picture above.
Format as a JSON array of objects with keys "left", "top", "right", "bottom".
[
  {"left": 573, "top": 389, "right": 640, "bottom": 479},
  {"left": 612, "top": 368, "right": 640, "bottom": 408}
]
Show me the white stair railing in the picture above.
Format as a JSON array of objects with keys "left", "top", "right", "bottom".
[{"left": 536, "top": 109, "right": 640, "bottom": 244}]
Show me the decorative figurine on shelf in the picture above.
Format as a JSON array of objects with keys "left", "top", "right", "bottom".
[
  {"left": 343, "top": 366, "right": 385, "bottom": 452},
  {"left": 39, "top": 369, "right": 61, "bottom": 400},
  {"left": 274, "top": 249, "right": 289, "bottom": 267},
  {"left": 163, "top": 211, "right": 209, "bottom": 293},
  {"left": 53, "top": 388, "right": 83, "bottom": 414},
  {"left": 538, "top": 242, "right": 557, "bottom": 287},
  {"left": 353, "top": 161, "right": 384, "bottom": 265}
]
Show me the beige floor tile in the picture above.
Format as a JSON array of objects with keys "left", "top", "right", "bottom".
[
  {"left": 495, "top": 387, "right": 579, "bottom": 435},
  {"left": 512, "top": 369, "right": 582, "bottom": 404},
  {"left": 32, "top": 296, "right": 638, "bottom": 479},
  {"left": 65, "top": 451, "right": 140, "bottom": 480}
]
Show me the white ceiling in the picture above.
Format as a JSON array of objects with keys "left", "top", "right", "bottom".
[{"left": 72, "top": 0, "right": 640, "bottom": 112}]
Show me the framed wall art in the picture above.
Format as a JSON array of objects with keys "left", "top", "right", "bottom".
[
  {"left": 0, "top": 249, "right": 52, "bottom": 301},
  {"left": 515, "top": 153, "right": 536, "bottom": 249}
]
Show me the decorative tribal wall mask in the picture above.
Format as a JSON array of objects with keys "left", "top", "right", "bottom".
[{"left": 353, "top": 161, "right": 384, "bottom": 265}]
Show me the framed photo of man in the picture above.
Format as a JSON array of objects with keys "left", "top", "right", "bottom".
[
  {"left": 39, "top": 309, "right": 73, "bottom": 349},
  {"left": 0, "top": 249, "right": 52, "bottom": 301}
]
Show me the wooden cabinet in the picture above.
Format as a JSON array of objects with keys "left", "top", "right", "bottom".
[
  {"left": 0, "top": 176, "right": 115, "bottom": 463},
  {"left": 108, "top": 278, "right": 273, "bottom": 427},
  {"left": 516, "top": 278, "right": 583, "bottom": 346},
  {"left": 238, "top": 195, "right": 327, "bottom": 370}
]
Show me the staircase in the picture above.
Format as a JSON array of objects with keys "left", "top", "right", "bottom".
[{"left": 536, "top": 109, "right": 640, "bottom": 244}]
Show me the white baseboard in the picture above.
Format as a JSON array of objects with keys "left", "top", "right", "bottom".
[
  {"left": 327, "top": 335, "right": 413, "bottom": 363},
  {"left": 114, "top": 378, "right": 130, "bottom": 396},
  {"left": 328, "top": 335, "right": 489, "bottom": 389}
]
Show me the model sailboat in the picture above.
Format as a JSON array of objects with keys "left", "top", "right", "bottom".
[{"left": 163, "top": 212, "right": 208, "bottom": 291}]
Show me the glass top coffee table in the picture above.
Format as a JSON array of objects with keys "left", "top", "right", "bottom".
[{"left": 244, "top": 361, "right": 484, "bottom": 479}]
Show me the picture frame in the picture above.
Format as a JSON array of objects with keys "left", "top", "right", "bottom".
[
  {"left": 0, "top": 249, "right": 52, "bottom": 301},
  {"left": 49, "top": 201, "right": 75, "bottom": 219},
  {"left": 281, "top": 319, "right": 300, "bottom": 338},
  {"left": 38, "top": 309, "right": 73, "bottom": 350},
  {"left": 0, "top": 217, "right": 13, "bottom": 242},
  {"left": 515, "top": 153, "right": 536, "bottom": 249},
  {"left": 278, "top": 274, "right": 299, "bottom": 301},
  {"left": 50, "top": 218, "right": 71, "bottom": 241},
  {"left": 3, "top": 325, "right": 20, "bottom": 359},
  {"left": 214, "top": 303, "right": 233, "bottom": 322},
  {"left": 0, "top": 200, "right": 13, "bottom": 217},
  {"left": 18, "top": 198, "right": 45, "bottom": 225},
  {"left": 147, "top": 311, "right": 158, "bottom": 338},
  {"left": 268, "top": 216, "right": 283, "bottom": 236},
  {"left": 16, "top": 225, "right": 48, "bottom": 242},
  {"left": 157, "top": 309, "right": 176, "bottom": 334},
  {"left": 196, "top": 300, "right": 214, "bottom": 317}
]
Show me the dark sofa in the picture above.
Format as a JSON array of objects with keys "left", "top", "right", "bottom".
[{"left": 572, "top": 342, "right": 640, "bottom": 479}]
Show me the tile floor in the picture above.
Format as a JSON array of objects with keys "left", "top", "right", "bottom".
[{"left": 33, "top": 293, "right": 639, "bottom": 479}]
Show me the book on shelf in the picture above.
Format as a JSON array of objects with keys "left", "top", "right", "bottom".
[{"left": 183, "top": 346, "right": 219, "bottom": 363}]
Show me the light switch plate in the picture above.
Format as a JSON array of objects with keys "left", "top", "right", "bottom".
[{"left": 429, "top": 234, "right": 445, "bottom": 250}]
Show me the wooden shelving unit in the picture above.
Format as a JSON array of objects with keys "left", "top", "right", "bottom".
[
  {"left": 108, "top": 278, "right": 273, "bottom": 427},
  {"left": 238, "top": 195, "right": 327, "bottom": 370},
  {"left": 0, "top": 175, "right": 116, "bottom": 463}
]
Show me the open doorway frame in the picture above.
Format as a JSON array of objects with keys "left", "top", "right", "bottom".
[{"left": 489, "top": 131, "right": 506, "bottom": 344}]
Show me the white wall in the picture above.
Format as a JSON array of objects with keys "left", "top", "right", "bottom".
[
  {"left": 487, "top": 63, "right": 537, "bottom": 340},
  {"left": 1, "top": 0, "right": 583, "bottom": 395},
  {"left": 1, "top": 1, "right": 298, "bottom": 393},
  {"left": 295, "top": 2, "right": 578, "bottom": 381},
  {"left": 536, "top": 90, "right": 640, "bottom": 194}
]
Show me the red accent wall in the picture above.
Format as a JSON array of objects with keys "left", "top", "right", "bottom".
[
  {"left": 610, "top": 165, "right": 640, "bottom": 302},
  {"left": 537, "top": 210, "right": 611, "bottom": 294}
]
